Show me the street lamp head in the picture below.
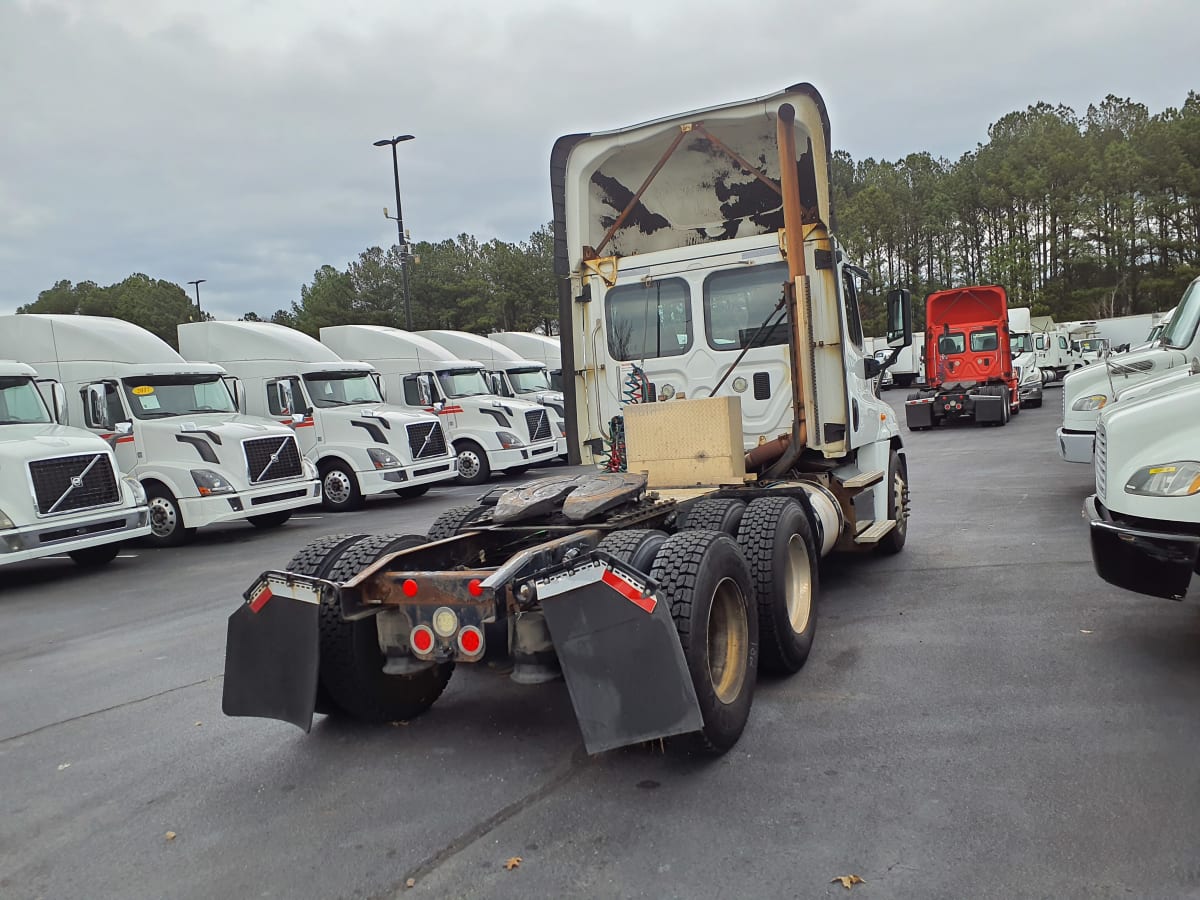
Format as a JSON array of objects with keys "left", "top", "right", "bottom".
[
  {"left": 373, "top": 135, "right": 415, "bottom": 147},
  {"left": 187, "top": 279, "right": 206, "bottom": 286}
]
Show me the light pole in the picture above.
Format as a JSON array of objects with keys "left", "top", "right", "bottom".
[
  {"left": 373, "top": 134, "right": 415, "bottom": 330},
  {"left": 187, "top": 279, "right": 206, "bottom": 320}
]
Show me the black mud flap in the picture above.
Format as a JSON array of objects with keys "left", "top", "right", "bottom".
[
  {"left": 973, "top": 394, "right": 1005, "bottom": 423},
  {"left": 538, "top": 557, "right": 703, "bottom": 754},
  {"left": 905, "top": 400, "right": 932, "bottom": 429},
  {"left": 222, "top": 572, "right": 324, "bottom": 731}
]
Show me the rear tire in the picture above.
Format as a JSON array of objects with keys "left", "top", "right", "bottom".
[
  {"left": 679, "top": 498, "right": 747, "bottom": 536},
  {"left": 248, "top": 510, "right": 292, "bottom": 528},
  {"left": 316, "top": 533, "right": 454, "bottom": 722},
  {"left": 393, "top": 485, "right": 430, "bottom": 499},
  {"left": 876, "top": 449, "right": 909, "bottom": 556},
  {"left": 68, "top": 543, "right": 121, "bottom": 567},
  {"left": 427, "top": 505, "right": 488, "bottom": 541},
  {"left": 736, "top": 497, "right": 818, "bottom": 674},
  {"left": 454, "top": 440, "right": 492, "bottom": 485},
  {"left": 597, "top": 528, "right": 669, "bottom": 572},
  {"left": 650, "top": 530, "right": 757, "bottom": 755}
]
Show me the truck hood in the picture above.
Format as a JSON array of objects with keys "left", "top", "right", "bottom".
[
  {"left": 0, "top": 423, "right": 114, "bottom": 462},
  {"left": 150, "top": 412, "right": 297, "bottom": 441},
  {"left": 1063, "top": 346, "right": 1189, "bottom": 408}
]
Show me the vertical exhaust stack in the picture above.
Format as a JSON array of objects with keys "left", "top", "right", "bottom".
[{"left": 764, "top": 103, "right": 811, "bottom": 478}]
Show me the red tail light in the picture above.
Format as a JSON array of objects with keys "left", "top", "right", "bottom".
[
  {"left": 402, "top": 579, "right": 419, "bottom": 597},
  {"left": 410, "top": 625, "right": 434, "bottom": 654},
  {"left": 457, "top": 625, "right": 484, "bottom": 657}
]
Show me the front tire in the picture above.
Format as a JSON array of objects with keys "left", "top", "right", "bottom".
[
  {"left": 145, "top": 485, "right": 195, "bottom": 547},
  {"left": 248, "top": 510, "right": 292, "bottom": 529},
  {"left": 68, "top": 543, "right": 121, "bottom": 567},
  {"left": 454, "top": 440, "right": 492, "bottom": 486},
  {"left": 320, "top": 461, "right": 364, "bottom": 512},
  {"left": 736, "top": 497, "right": 818, "bottom": 674},
  {"left": 877, "top": 449, "right": 909, "bottom": 556},
  {"left": 650, "top": 530, "right": 757, "bottom": 755}
]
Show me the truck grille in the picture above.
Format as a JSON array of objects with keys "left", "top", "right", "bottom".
[
  {"left": 407, "top": 421, "right": 448, "bottom": 459},
  {"left": 245, "top": 436, "right": 303, "bottom": 483},
  {"left": 29, "top": 453, "right": 120, "bottom": 515},
  {"left": 525, "top": 408, "right": 551, "bottom": 443},
  {"left": 1095, "top": 423, "right": 1107, "bottom": 500}
]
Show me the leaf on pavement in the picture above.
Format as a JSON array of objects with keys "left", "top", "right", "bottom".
[
  {"left": 504, "top": 857, "right": 522, "bottom": 871},
  {"left": 165, "top": 831, "right": 177, "bottom": 841},
  {"left": 831, "top": 874, "right": 865, "bottom": 889},
  {"left": 405, "top": 878, "right": 416, "bottom": 889},
  {"left": 57, "top": 763, "right": 71, "bottom": 771}
]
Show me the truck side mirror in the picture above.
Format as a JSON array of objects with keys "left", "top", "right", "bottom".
[
  {"left": 886, "top": 289, "right": 913, "bottom": 349},
  {"left": 863, "top": 357, "right": 883, "bottom": 380},
  {"left": 85, "top": 383, "right": 111, "bottom": 429}
]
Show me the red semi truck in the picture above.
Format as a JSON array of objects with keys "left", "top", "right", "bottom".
[{"left": 904, "top": 285, "right": 1019, "bottom": 429}]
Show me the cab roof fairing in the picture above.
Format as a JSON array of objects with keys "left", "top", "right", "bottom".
[
  {"left": 549, "top": 82, "right": 834, "bottom": 281},
  {"left": 925, "top": 285, "right": 1010, "bottom": 329}
]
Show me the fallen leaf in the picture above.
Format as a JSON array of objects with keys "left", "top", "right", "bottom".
[
  {"left": 57, "top": 763, "right": 71, "bottom": 771},
  {"left": 391, "top": 720, "right": 409, "bottom": 727},
  {"left": 831, "top": 874, "right": 865, "bottom": 889},
  {"left": 165, "top": 831, "right": 177, "bottom": 841},
  {"left": 405, "top": 878, "right": 416, "bottom": 889},
  {"left": 1080, "top": 630, "right": 1093, "bottom": 634},
  {"left": 195, "top": 721, "right": 203, "bottom": 727},
  {"left": 504, "top": 857, "right": 522, "bottom": 871}
]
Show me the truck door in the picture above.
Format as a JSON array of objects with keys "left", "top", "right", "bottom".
[
  {"left": 838, "top": 266, "right": 878, "bottom": 448},
  {"left": 267, "top": 377, "right": 317, "bottom": 455},
  {"left": 81, "top": 381, "right": 138, "bottom": 471}
]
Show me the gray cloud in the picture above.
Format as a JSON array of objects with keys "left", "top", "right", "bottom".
[{"left": 1, "top": 0, "right": 1194, "bottom": 320}]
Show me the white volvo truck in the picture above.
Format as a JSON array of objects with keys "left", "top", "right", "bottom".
[
  {"left": 0, "top": 315, "right": 321, "bottom": 545},
  {"left": 488, "top": 331, "right": 563, "bottom": 391},
  {"left": 1008, "top": 307, "right": 1044, "bottom": 408},
  {"left": 417, "top": 329, "right": 568, "bottom": 459},
  {"left": 0, "top": 360, "right": 150, "bottom": 567},
  {"left": 1086, "top": 364, "right": 1200, "bottom": 601},
  {"left": 178, "top": 322, "right": 458, "bottom": 510},
  {"left": 1058, "top": 275, "right": 1200, "bottom": 463},
  {"left": 320, "top": 326, "right": 560, "bottom": 485}
]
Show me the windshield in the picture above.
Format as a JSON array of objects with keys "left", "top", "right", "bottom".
[
  {"left": 302, "top": 371, "right": 383, "bottom": 408},
  {"left": 1010, "top": 333, "right": 1033, "bottom": 353},
  {"left": 507, "top": 367, "right": 551, "bottom": 393},
  {"left": 1079, "top": 339, "right": 1108, "bottom": 352},
  {"left": 0, "top": 376, "right": 53, "bottom": 425},
  {"left": 1162, "top": 281, "right": 1200, "bottom": 350},
  {"left": 437, "top": 368, "right": 490, "bottom": 398},
  {"left": 121, "top": 375, "right": 236, "bottom": 419}
]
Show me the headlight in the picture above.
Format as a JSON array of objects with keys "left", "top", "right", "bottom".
[
  {"left": 1125, "top": 461, "right": 1200, "bottom": 497},
  {"left": 1022, "top": 365, "right": 1040, "bottom": 384},
  {"left": 367, "top": 447, "right": 401, "bottom": 470},
  {"left": 0, "top": 507, "right": 14, "bottom": 530},
  {"left": 1072, "top": 394, "right": 1108, "bottom": 411},
  {"left": 496, "top": 431, "right": 524, "bottom": 449},
  {"left": 191, "top": 469, "right": 235, "bottom": 495},
  {"left": 123, "top": 475, "right": 147, "bottom": 504}
]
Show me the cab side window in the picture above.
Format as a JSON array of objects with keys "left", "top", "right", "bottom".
[
  {"left": 267, "top": 377, "right": 305, "bottom": 416},
  {"left": 81, "top": 383, "right": 126, "bottom": 429},
  {"left": 841, "top": 270, "right": 864, "bottom": 350},
  {"left": 402, "top": 374, "right": 433, "bottom": 407}
]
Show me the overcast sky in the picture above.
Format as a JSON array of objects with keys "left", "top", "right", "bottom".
[{"left": 1, "top": 0, "right": 1194, "bottom": 321}]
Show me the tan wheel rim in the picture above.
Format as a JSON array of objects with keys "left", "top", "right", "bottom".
[
  {"left": 707, "top": 577, "right": 749, "bottom": 705},
  {"left": 785, "top": 534, "right": 813, "bottom": 634}
]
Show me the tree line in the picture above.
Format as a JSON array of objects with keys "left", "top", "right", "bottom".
[{"left": 17, "top": 91, "right": 1199, "bottom": 343}]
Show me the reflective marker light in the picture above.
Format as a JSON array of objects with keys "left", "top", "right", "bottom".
[
  {"left": 468, "top": 578, "right": 484, "bottom": 597},
  {"left": 402, "top": 579, "right": 419, "bottom": 597},
  {"left": 731, "top": 376, "right": 748, "bottom": 393},
  {"left": 432, "top": 606, "right": 459, "bottom": 638},
  {"left": 410, "top": 625, "right": 434, "bottom": 654},
  {"left": 458, "top": 625, "right": 483, "bottom": 656}
]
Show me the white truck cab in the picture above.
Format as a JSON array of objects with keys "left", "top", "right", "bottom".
[
  {"left": 0, "top": 315, "right": 321, "bottom": 546},
  {"left": 417, "top": 330, "right": 568, "bottom": 459},
  {"left": 178, "top": 321, "right": 458, "bottom": 509},
  {"left": 1058, "top": 276, "right": 1200, "bottom": 463},
  {"left": 0, "top": 360, "right": 150, "bottom": 567},
  {"left": 488, "top": 332, "right": 563, "bottom": 391},
  {"left": 320, "top": 326, "right": 561, "bottom": 485},
  {"left": 1086, "top": 363, "right": 1200, "bottom": 600},
  {"left": 1008, "top": 307, "right": 1044, "bottom": 408}
]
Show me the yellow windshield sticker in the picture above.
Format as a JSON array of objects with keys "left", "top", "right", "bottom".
[{"left": 132, "top": 386, "right": 155, "bottom": 396}]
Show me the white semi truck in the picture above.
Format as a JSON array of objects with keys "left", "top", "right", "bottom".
[
  {"left": 319, "top": 326, "right": 560, "bottom": 485},
  {"left": 221, "top": 82, "right": 914, "bottom": 757},
  {"left": 417, "top": 329, "right": 568, "bottom": 459},
  {"left": 1086, "top": 363, "right": 1200, "bottom": 601},
  {"left": 1058, "top": 276, "right": 1200, "bottom": 463},
  {"left": 1008, "top": 307, "right": 1044, "bottom": 408},
  {"left": 488, "top": 331, "right": 563, "bottom": 391},
  {"left": 0, "top": 360, "right": 150, "bottom": 567},
  {"left": 0, "top": 315, "right": 321, "bottom": 545},
  {"left": 178, "top": 321, "right": 458, "bottom": 510}
]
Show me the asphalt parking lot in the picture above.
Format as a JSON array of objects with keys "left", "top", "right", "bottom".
[{"left": 4, "top": 386, "right": 1200, "bottom": 900}]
